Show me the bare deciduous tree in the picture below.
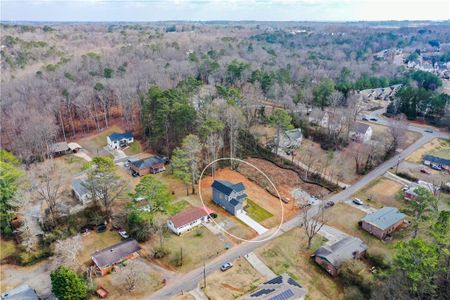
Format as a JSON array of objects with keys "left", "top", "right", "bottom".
[
  {"left": 54, "top": 234, "right": 83, "bottom": 269},
  {"left": 300, "top": 204, "right": 327, "bottom": 249}
]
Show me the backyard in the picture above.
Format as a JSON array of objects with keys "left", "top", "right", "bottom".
[
  {"left": 406, "top": 138, "right": 450, "bottom": 163},
  {"left": 79, "top": 230, "right": 122, "bottom": 266},
  {"left": 255, "top": 228, "right": 343, "bottom": 300},
  {"left": 202, "top": 257, "right": 265, "bottom": 300}
]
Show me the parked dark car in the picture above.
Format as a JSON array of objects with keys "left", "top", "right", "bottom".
[
  {"left": 131, "top": 171, "right": 139, "bottom": 177},
  {"left": 324, "top": 201, "right": 335, "bottom": 208},
  {"left": 369, "top": 117, "right": 378, "bottom": 122},
  {"left": 424, "top": 129, "right": 433, "bottom": 133},
  {"left": 96, "top": 225, "right": 107, "bottom": 233}
]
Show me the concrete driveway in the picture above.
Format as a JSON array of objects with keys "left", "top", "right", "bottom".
[
  {"left": 244, "top": 252, "right": 276, "bottom": 279},
  {"left": 236, "top": 212, "right": 268, "bottom": 235},
  {"left": 344, "top": 199, "right": 377, "bottom": 214}
]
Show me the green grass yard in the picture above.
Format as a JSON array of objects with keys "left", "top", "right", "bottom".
[
  {"left": 0, "top": 239, "right": 17, "bottom": 261},
  {"left": 124, "top": 141, "right": 142, "bottom": 156},
  {"left": 244, "top": 199, "right": 273, "bottom": 222}
]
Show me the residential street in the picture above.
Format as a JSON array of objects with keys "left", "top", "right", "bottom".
[{"left": 147, "top": 128, "right": 449, "bottom": 300}]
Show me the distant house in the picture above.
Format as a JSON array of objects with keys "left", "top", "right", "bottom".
[
  {"left": 107, "top": 132, "right": 134, "bottom": 149},
  {"left": 68, "top": 142, "right": 82, "bottom": 153},
  {"left": 276, "top": 128, "right": 303, "bottom": 150},
  {"left": 312, "top": 236, "right": 368, "bottom": 276},
  {"left": 167, "top": 206, "right": 215, "bottom": 235},
  {"left": 350, "top": 123, "right": 373, "bottom": 143},
  {"left": 71, "top": 178, "right": 92, "bottom": 205},
  {"left": 423, "top": 154, "right": 450, "bottom": 172},
  {"left": 308, "top": 109, "right": 329, "bottom": 128},
  {"left": 129, "top": 156, "right": 165, "bottom": 176},
  {"left": 211, "top": 180, "right": 247, "bottom": 216},
  {"left": 49, "top": 142, "right": 70, "bottom": 157},
  {"left": 1, "top": 284, "right": 39, "bottom": 300},
  {"left": 92, "top": 239, "right": 141, "bottom": 276},
  {"left": 360, "top": 207, "right": 406, "bottom": 239},
  {"left": 242, "top": 273, "right": 308, "bottom": 300},
  {"left": 404, "top": 180, "right": 437, "bottom": 201}
]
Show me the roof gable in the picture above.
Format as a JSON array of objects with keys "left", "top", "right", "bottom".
[
  {"left": 169, "top": 207, "right": 215, "bottom": 228},
  {"left": 352, "top": 122, "right": 371, "bottom": 134},
  {"left": 108, "top": 132, "right": 133, "bottom": 142},
  {"left": 313, "top": 237, "right": 367, "bottom": 267},
  {"left": 212, "top": 180, "right": 245, "bottom": 196},
  {"left": 131, "top": 156, "right": 165, "bottom": 169},
  {"left": 361, "top": 207, "right": 406, "bottom": 230},
  {"left": 423, "top": 154, "right": 450, "bottom": 166},
  {"left": 92, "top": 239, "right": 141, "bottom": 268}
]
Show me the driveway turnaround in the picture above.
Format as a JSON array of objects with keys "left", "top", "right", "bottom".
[
  {"left": 236, "top": 212, "right": 268, "bottom": 235},
  {"left": 244, "top": 252, "right": 276, "bottom": 279}
]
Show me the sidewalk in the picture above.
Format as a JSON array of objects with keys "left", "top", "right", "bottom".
[
  {"left": 244, "top": 252, "right": 276, "bottom": 280},
  {"left": 236, "top": 212, "right": 268, "bottom": 235}
]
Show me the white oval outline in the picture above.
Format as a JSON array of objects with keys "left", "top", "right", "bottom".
[{"left": 198, "top": 157, "right": 284, "bottom": 243}]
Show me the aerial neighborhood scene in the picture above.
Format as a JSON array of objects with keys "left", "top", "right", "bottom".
[{"left": 1, "top": 1, "right": 450, "bottom": 300}]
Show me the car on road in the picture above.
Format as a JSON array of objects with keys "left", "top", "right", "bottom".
[
  {"left": 352, "top": 198, "right": 364, "bottom": 205},
  {"left": 424, "top": 129, "right": 433, "bottom": 133},
  {"left": 220, "top": 262, "right": 233, "bottom": 272},
  {"left": 324, "top": 201, "right": 335, "bottom": 208},
  {"left": 420, "top": 168, "right": 431, "bottom": 174},
  {"left": 118, "top": 230, "right": 129, "bottom": 239},
  {"left": 369, "top": 117, "right": 378, "bottom": 122},
  {"left": 96, "top": 224, "right": 107, "bottom": 233},
  {"left": 362, "top": 116, "right": 369, "bottom": 121}
]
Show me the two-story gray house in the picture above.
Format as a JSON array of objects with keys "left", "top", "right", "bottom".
[{"left": 211, "top": 180, "right": 247, "bottom": 216}]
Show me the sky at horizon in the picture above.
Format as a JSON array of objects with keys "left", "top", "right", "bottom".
[{"left": 1, "top": 0, "right": 450, "bottom": 22}]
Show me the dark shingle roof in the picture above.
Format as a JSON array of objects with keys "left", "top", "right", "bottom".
[
  {"left": 361, "top": 207, "right": 406, "bottom": 230},
  {"left": 92, "top": 239, "right": 141, "bottom": 268},
  {"left": 108, "top": 132, "right": 133, "bottom": 142},
  {"left": 312, "top": 236, "right": 367, "bottom": 268},
  {"left": 212, "top": 180, "right": 245, "bottom": 196},
  {"left": 423, "top": 154, "right": 450, "bottom": 167},
  {"left": 352, "top": 122, "right": 371, "bottom": 134},
  {"left": 169, "top": 207, "right": 215, "bottom": 228},
  {"left": 1, "top": 285, "right": 39, "bottom": 300},
  {"left": 131, "top": 156, "right": 165, "bottom": 169}
]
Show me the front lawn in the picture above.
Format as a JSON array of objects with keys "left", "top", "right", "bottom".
[
  {"left": 76, "top": 125, "right": 123, "bottom": 154},
  {"left": 124, "top": 141, "right": 142, "bottom": 156},
  {"left": 143, "top": 226, "right": 226, "bottom": 273},
  {"left": 255, "top": 228, "right": 342, "bottom": 300},
  {"left": 244, "top": 199, "right": 273, "bottom": 222},
  {"left": 202, "top": 257, "right": 265, "bottom": 300},
  {"left": 353, "top": 177, "right": 404, "bottom": 209}
]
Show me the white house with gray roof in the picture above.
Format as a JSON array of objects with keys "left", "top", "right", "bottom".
[
  {"left": 349, "top": 122, "right": 372, "bottom": 143},
  {"left": 71, "top": 178, "right": 92, "bottom": 205},
  {"left": 312, "top": 236, "right": 368, "bottom": 276},
  {"left": 361, "top": 207, "right": 406, "bottom": 239}
]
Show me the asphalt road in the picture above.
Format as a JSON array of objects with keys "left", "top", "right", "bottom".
[{"left": 147, "top": 124, "right": 448, "bottom": 299}]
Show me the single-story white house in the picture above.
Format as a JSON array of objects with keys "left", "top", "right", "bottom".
[
  {"left": 71, "top": 178, "right": 92, "bottom": 205},
  {"left": 350, "top": 123, "right": 373, "bottom": 143},
  {"left": 107, "top": 132, "right": 134, "bottom": 149},
  {"left": 167, "top": 207, "right": 215, "bottom": 235}
]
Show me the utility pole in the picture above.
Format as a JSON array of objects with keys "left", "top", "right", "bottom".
[
  {"left": 395, "top": 159, "right": 400, "bottom": 174},
  {"left": 180, "top": 247, "right": 183, "bottom": 266},
  {"left": 203, "top": 262, "right": 207, "bottom": 289}
]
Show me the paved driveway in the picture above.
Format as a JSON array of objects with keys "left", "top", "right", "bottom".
[
  {"left": 244, "top": 252, "right": 276, "bottom": 279},
  {"left": 236, "top": 212, "right": 268, "bottom": 235},
  {"left": 344, "top": 199, "right": 377, "bottom": 214}
]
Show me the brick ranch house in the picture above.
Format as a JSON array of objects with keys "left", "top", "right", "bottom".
[
  {"left": 167, "top": 206, "right": 216, "bottom": 235},
  {"left": 360, "top": 207, "right": 406, "bottom": 239},
  {"left": 311, "top": 236, "right": 368, "bottom": 276},
  {"left": 92, "top": 239, "right": 141, "bottom": 276},
  {"left": 129, "top": 156, "right": 166, "bottom": 176}
]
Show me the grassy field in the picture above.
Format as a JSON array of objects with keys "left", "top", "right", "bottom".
[
  {"left": 255, "top": 228, "right": 343, "bottom": 300},
  {"left": 353, "top": 177, "right": 404, "bottom": 209},
  {"left": 0, "top": 240, "right": 17, "bottom": 261},
  {"left": 203, "top": 257, "right": 265, "bottom": 300},
  {"left": 124, "top": 141, "right": 143, "bottom": 156},
  {"left": 407, "top": 138, "right": 450, "bottom": 163},
  {"left": 144, "top": 226, "right": 226, "bottom": 273},
  {"left": 245, "top": 199, "right": 273, "bottom": 222},
  {"left": 79, "top": 230, "right": 122, "bottom": 266},
  {"left": 76, "top": 125, "right": 123, "bottom": 154}
]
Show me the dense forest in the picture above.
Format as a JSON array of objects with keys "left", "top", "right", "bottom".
[{"left": 1, "top": 21, "right": 450, "bottom": 161}]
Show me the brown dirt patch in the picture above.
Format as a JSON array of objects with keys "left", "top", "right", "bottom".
[
  {"left": 203, "top": 257, "right": 265, "bottom": 300},
  {"left": 407, "top": 138, "right": 450, "bottom": 163},
  {"left": 200, "top": 168, "right": 287, "bottom": 229}
]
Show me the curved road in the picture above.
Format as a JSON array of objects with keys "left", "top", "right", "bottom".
[{"left": 147, "top": 124, "right": 448, "bottom": 299}]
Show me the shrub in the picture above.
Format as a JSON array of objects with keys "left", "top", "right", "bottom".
[
  {"left": 367, "top": 247, "right": 392, "bottom": 269},
  {"left": 153, "top": 247, "right": 170, "bottom": 259},
  {"left": 396, "top": 172, "right": 418, "bottom": 182},
  {"left": 340, "top": 260, "right": 373, "bottom": 295},
  {"left": 51, "top": 266, "right": 88, "bottom": 300},
  {"left": 343, "top": 286, "right": 365, "bottom": 300}
]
